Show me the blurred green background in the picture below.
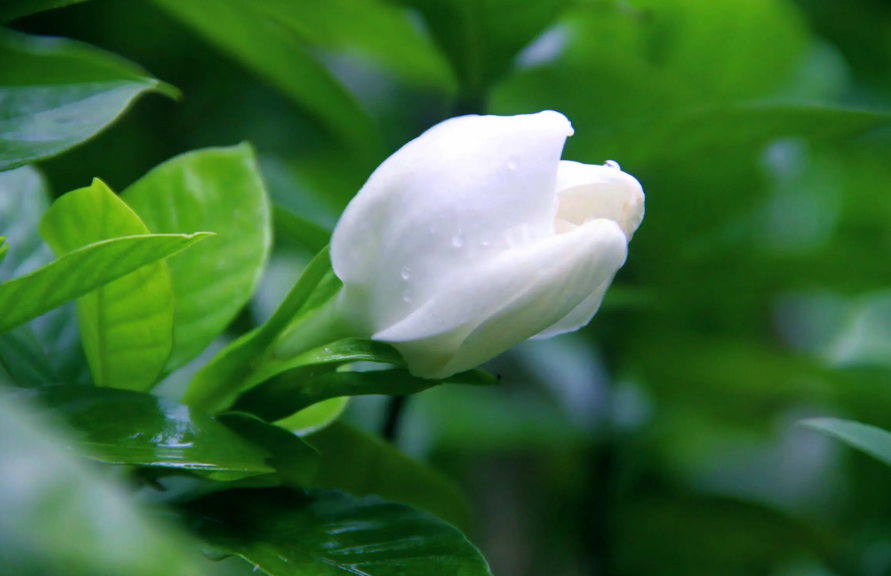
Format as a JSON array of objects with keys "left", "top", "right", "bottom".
[{"left": 6, "top": 0, "right": 891, "bottom": 574}]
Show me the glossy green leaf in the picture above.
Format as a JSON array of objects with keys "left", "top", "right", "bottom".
[
  {"left": 39, "top": 179, "right": 179, "bottom": 391},
  {"left": 801, "top": 417, "right": 891, "bottom": 467},
  {"left": 184, "top": 246, "right": 335, "bottom": 413},
  {"left": 122, "top": 145, "right": 272, "bottom": 373},
  {"left": 277, "top": 397, "right": 349, "bottom": 436},
  {"left": 13, "top": 386, "right": 277, "bottom": 475},
  {"left": 307, "top": 422, "right": 473, "bottom": 531},
  {"left": 216, "top": 412, "right": 320, "bottom": 487},
  {"left": 235, "top": 363, "right": 495, "bottom": 423},
  {"left": 0, "top": 390, "right": 205, "bottom": 576},
  {"left": 180, "top": 488, "right": 492, "bottom": 576},
  {"left": 0, "top": 28, "right": 177, "bottom": 172},
  {"left": 0, "top": 233, "right": 208, "bottom": 335},
  {"left": 148, "top": 0, "right": 387, "bottom": 166}
]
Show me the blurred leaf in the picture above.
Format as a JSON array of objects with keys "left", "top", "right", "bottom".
[
  {"left": 14, "top": 385, "right": 278, "bottom": 476},
  {"left": 180, "top": 488, "right": 492, "bottom": 576},
  {"left": 216, "top": 412, "right": 320, "bottom": 487},
  {"left": 277, "top": 397, "right": 349, "bottom": 436},
  {"left": 0, "top": 165, "right": 89, "bottom": 384},
  {"left": 0, "top": 390, "right": 205, "bottom": 576},
  {"left": 0, "top": 0, "right": 94, "bottom": 22},
  {"left": 235, "top": 364, "right": 495, "bottom": 423},
  {"left": 250, "top": 0, "right": 456, "bottom": 92},
  {"left": 801, "top": 417, "right": 891, "bottom": 468},
  {"left": 273, "top": 206, "right": 331, "bottom": 255},
  {"left": 0, "top": 28, "right": 177, "bottom": 172},
  {"left": 307, "top": 421, "right": 473, "bottom": 532},
  {"left": 184, "top": 246, "right": 333, "bottom": 413},
  {"left": 0, "top": 328, "right": 57, "bottom": 387},
  {"left": 398, "top": 0, "right": 570, "bottom": 100},
  {"left": 148, "top": 0, "right": 387, "bottom": 166},
  {"left": 0, "top": 232, "right": 209, "bottom": 335},
  {"left": 0, "top": 237, "right": 6, "bottom": 265},
  {"left": 122, "top": 145, "right": 272, "bottom": 373},
  {"left": 39, "top": 179, "right": 179, "bottom": 391}
]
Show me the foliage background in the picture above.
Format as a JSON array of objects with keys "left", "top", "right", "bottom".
[{"left": 4, "top": 0, "right": 891, "bottom": 574}]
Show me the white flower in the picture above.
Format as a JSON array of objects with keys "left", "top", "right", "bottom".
[{"left": 329, "top": 110, "right": 644, "bottom": 379}]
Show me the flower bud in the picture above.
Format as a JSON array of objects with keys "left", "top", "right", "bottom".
[{"left": 330, "top": 111, "right": 644, "bottom": 378}]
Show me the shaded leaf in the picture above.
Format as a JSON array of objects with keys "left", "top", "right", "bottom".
[
  {"left": 0, "top": 327, "right": 56, "bottom": 387},
  {"left": 122, "top": 144, "right": 272, "bottom": 373},
  {"left": 307, "top": 422, "right": 473, "bottom": 532},
  {"left": 273, "top": 206, "right": 331, "bottom": 255},
  {"left": 801, "top": 417, "right": 891, "bottom": 467},
  {"left": 0, "top": 0, "right": 93, "bottom": 22},
  {"left": 13, "top": 385, "right": 277, "bottom": 475},
  {"left": 0, "top": 28, "right": 177, "bottom": 172},
  {"left": 39, "top": 179, "right": 178, "bottom": 391},
  {"left": 180, "top": 488, "right": 492, "bottom": 576},
  {"left": 0, "top": 232, "right": 209, "bottom": 335}
]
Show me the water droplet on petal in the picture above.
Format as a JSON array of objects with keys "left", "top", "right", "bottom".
[
  {"left": 604, "top": 160, "right": 621, "bottom": 170},
  {"left": 480, "top": 234, "right": 492, "bottom": 247},
  {"left": 507, "top": 155, "right": 519, "bottom": 171},
  {"left": 402, "top": 289, "right": 412, "bottom": 303},
  {"left": 452, "top": 232, "right": 464, "bottom": 248},
  {"left": 400, "top": 266, "right": 411, "bottom": 280}
]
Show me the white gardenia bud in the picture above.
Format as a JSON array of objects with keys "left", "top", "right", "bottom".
[{"left": 330, "top": 110, "right": 644, "bottom": 379}]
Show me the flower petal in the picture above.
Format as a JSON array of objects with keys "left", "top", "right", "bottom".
[
  {"left": 373, "top": 218, "right": 628, "bottom": 378},
  {"left": 554, "top": 160, "right": 645, "bottom": 239},
  {"left": 331, "top": 111, "right": 574, "bottom": 336}
]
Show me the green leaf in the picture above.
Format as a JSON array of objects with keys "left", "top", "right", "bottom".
[
  {"left": 0, "top": 28, "right": 177, "bottom": 172},
  {"left": 235, "top": 362, "right": 495, "bottom": 423},
  {"left": 0, "top": 328, "right": 57, "bottom": 387},
  {"left": 39, "top": 179, "right": 180, "bottom": 391},
  {"left": 307, "top": 422, "right": 473, "bottom": 532},
  {"left": 0, "top": 390, "right": 205, "bottom": 576},
  {"left": 216, "top": 412, "right": 320, "bottom": 487},
  {"left": 0, "top": 0, "right": 93, "bottom": 22},
  {"left": 0, "top": 233, "right": 208, "bottom": 335},
  {"left": 801, "top": 417, "right": 891, "bottom": 467},
  {"left": 13, "top": 385, "right": 277, "bottom": 475},
  {"left": 273, "top": 206, "right": 331, "bottom": 255},
  {"left": 180, "top": 488, "right": 492, "bottom": 576},
  {"left": 122, "top": 145, "right": 272, "bottom": 373},
  {"left": 277, "top": 397, "right": 349, "bottom": 436},
  {"left": 148, "top": 0, "right": 387, "bottom": 166},
  {"left": 0, "top": 237, "right": 6, "bottom": 266},
  {"left": 184, "top": 246, "right": 335, "bottom": 413}
]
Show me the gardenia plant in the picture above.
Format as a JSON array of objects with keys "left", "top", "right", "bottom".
[{"left": 275, "top": 110, "right": 645, "bottom": 379}]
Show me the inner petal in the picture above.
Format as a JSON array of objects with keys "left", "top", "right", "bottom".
[{"left": 553, "top": 160, "right": 645, "bottom": 239}]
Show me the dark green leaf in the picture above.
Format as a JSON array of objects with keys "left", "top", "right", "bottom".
[
  {"left": 148, "top": 0, "right": 387, "bottom": 165},
  {"left": 0, "top": 232, "right": 209, "bottom": 335},
  {"left": 122, "top": 144, "right": 272, "bottom": 373},
  {"left": 39, "top": 179, "right": 179, "bottom": 391},
  {"left": 0, "top": 0, "right": 93, "bottom": 22},
  {"left": 801, "top": 417, "right": 891, "bottom": 467},
  {"left": 307, "top": 422, "right": 473, "bottom": 532},
  {"left": 235, "top": 363, "right": 495, "bottom": 423},
  {"left": 0, "top": 328, "right": 57, "bottom": 387},
  {"left": 13, "top": 385, "right": 277, "bottom": 475},
  {"left": 273, "top": 206, "right": 331, "bottom": 255},
  {"left": 0, "top": 390, "right": 207, "bottom": 576},
  {"left": 180, "top": 488, "right": 492, "bottom": 576},
  {"left": 0, "top": 28, "right": 177, "bottom": 172}
]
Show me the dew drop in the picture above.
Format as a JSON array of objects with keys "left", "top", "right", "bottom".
[
  {"left": 402, "top": 289, "right": 412, "bottom": 303},
  {"left": 604, "top": 159, "right": 621, "bottom": 170},
  {"left": 451, "top": 234, "right": 464, "bottom": 248},
  {"left": 400, "top": 266, "right": 411, "bottom": 280},
  {"left": 507, "top": 155, "right": 519, "bottom": 171},
  {"left": 480, "top": 233, "right": 493, "bottom": 247}
]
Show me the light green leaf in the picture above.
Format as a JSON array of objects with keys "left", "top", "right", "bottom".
[
  {"left": 0, "top": 390, "right": 206, "bottom": 576},
  {"left": 39, "top": 179, "right": 184, "bottom": 391},
  {"left": 277, "top": 397, "right": 349, "bottom": 436},
  {"left": 0, "top": 28, "right": 177, "bottom": 172},
  {"left": 122, "top": 144, "right": 272, "bottom": 373},
  {"left": 180, "top": 488, "right": 493, "bottom": 576},
  {"left": 0, "top": 233, "right": 208, "bottom": 335},
  {"left": 148, "top": 0, "right": 387, "bottom": 165},
  {"left": 250, "top": 0, "right": 455, "bottom": 91},
  {"left": 801, "top": 417, "right": 891, "bottom": 467},
  {"left": 307, "top": 422, "right": 473, "bottom": 532},
  {"left": 13, "top": 385, "right": 277, "bottom": 475}
]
